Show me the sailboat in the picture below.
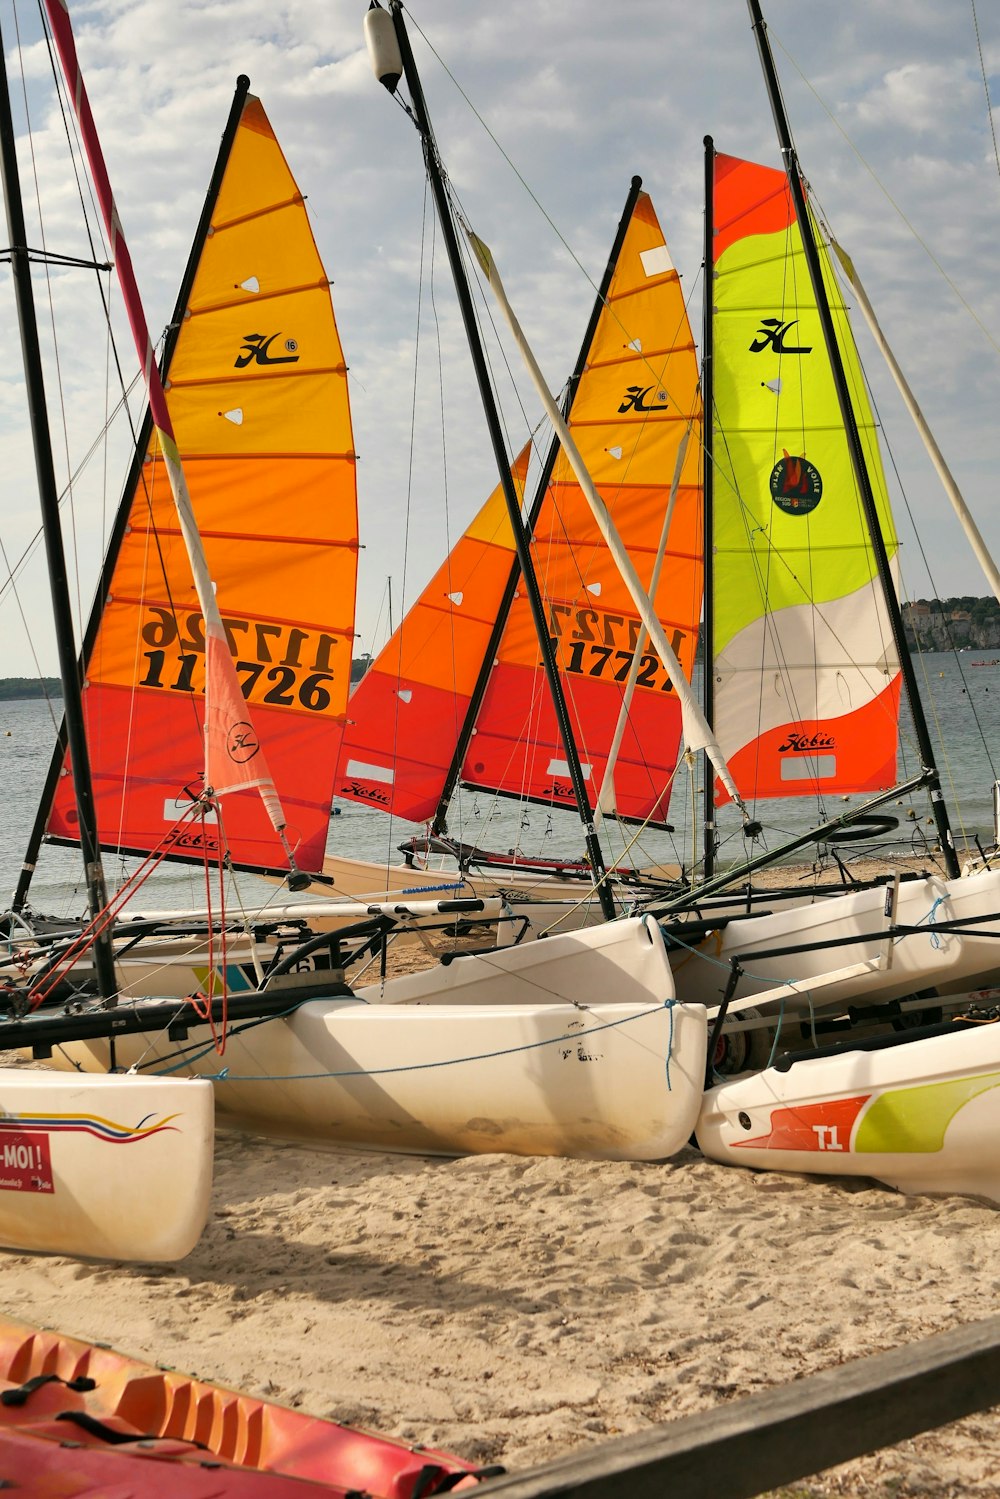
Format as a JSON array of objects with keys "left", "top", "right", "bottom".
[
  {"left": 693, "top": 0, "right": 1000, "bottom": 1203},
  {"left": 457, "top": 134, "right": 1000, "bottom": 1036},
  {"left": 631, "top": 134, "right": 1000, "bottom": 1022},
  {"left": 319, "top": 174, "right": 704, "bottom": 928},
  {"left": 3, "top": 66, "right": 503, "bottom": 1000}
]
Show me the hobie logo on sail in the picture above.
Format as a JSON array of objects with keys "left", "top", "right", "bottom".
[
  {"left": 234, "top": 333, "right": 301, "bottom": 368},
  {"left": 226, "top": 722, "right": 260, "bottom": 763},
  {"left": 749, "top": 318, "right": 812, "bottom": 355},
  {"left": 618, "top": 385, "right": 668, "bottom": 414},
  {"left": 770, "top": 452, "right": 822, "bottom": 515},
  {"left": 778, "top": 730, "right": 836, "bottom": 753}
]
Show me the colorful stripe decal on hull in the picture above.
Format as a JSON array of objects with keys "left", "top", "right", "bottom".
[{"left": 733, "top": 1071, "right": 1000, "bottom": 1157}]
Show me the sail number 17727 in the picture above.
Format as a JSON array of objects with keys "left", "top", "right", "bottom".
[
  {"left": 136, "top": 606, "right": 342, "bottom": 715},
  {"left": 548, "top": 605, "right": 687, "bottom": 694}
]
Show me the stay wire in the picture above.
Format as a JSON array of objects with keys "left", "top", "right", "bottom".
[
  {"left": 773, "top": 30, "right": 1000, "bottom": 363},
  {"left": 972, "top": 0, "right": 1000, "bottom": 191}
]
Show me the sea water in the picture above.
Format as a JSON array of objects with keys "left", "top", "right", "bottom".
[{"left": 1, "top": 650, "right": 998, "bottom": 919}]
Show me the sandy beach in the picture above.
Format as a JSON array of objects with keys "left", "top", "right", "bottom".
[{"left": 3, "top": 855, "right": 1000, "bottom": 1497}]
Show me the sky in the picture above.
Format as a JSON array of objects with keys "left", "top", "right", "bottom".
[{"left": 2, "top": 0, "right": 1000, "bottom": 677}]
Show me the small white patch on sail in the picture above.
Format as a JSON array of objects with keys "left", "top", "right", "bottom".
[
  {"left": 164, "top": 797, "right": 217, "bottom": 824},
  {"left": 639, "top": 244, "right": 673, "bottom": 277},
  {"left": 239, "top": 276, "right": 260, "bottom": 294},
  {"left": 547, "top": 759, "right": 592, "bottom": 780},
  {"left": 223, "top": 408, "right": 244, "bottom": 425},
  {"left": 345, "top": 759, "right": 394, "bottom": 784},
  {"left": 781, "top": 756, "right": 836, "bottom": 782}
]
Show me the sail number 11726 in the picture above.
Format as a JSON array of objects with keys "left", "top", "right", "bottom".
[{"left": 137, "top": 606, "right": 342, "bottom": 715}]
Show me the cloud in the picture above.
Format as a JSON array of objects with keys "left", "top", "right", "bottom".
[{"left": 3, "top": 0, "right": 1000, "bottom": 681}]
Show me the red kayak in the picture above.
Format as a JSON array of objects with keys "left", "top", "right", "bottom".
[{"left": 0, "top": 1318, "right": 501, "bottom": 1496}]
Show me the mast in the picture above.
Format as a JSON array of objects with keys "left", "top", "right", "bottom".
[
  {"left": 369, "top": 1, "right": 616, "bottom": 920},
  {"left": 701, "top": 135, "right": 717, "bottom": 880},
  {"left": 746, "top": 0, "right": 960, "bottom": 879},
  {"left": 431, "top": 176, "right": 645, "bottom": 837},
  {"left": 0, "top": 23, "right": 117, "bottom": 997},
  {"left": 14, "top": 76, "right": 253, "bottom": 915}
]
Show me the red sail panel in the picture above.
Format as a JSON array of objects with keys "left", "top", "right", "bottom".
[
  {"left": 333, "top": 447, "right": 529, "bottom": 823},
  {"left": 46, "top": 95, "right": 358, "bottom": 872},
  {"left": 462, "top": 193, "right": 703, "bottom": 826}
]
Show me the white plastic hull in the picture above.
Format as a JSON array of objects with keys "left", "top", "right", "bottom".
[
  {"left": 0, "top": 1071, "right": 213, "bottom": 1260},
  {"left": 697, "top": 1023, "right": 1000, "bottom": 1203},
  {"left": 675, "top": 867, "right": 1000, "bottom": 1012},
  {"left": 52, "top": 918, "right": 707, "bottom": 1160}
]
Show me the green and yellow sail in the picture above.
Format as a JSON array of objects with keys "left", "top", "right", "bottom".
[{"left": 710, "top": 152, "right": 900, "bottom": 803}]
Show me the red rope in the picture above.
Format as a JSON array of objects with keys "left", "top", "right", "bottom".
[
  {"left": 186, "top": 800, "right": 230, "bottom": 1057},
  {"left": 27, "top": 804, "right": 215, "bottom": 1013}
]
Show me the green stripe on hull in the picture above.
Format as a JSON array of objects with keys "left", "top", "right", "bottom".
[{"left": 856, "top": 1071, "right": 1000, "bottom": 1155}]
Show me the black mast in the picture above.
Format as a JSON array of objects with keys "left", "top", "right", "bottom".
[
  {"left": 431, "top": 176, "right": 645, "bottom": 838},
  {"left": 701, "top": 136, "right": 717, "bottom": 881},
  {"left": 381, "top": 1, "right": 616, "bottom": 919},
  {"left": 13, "top": 76, "right": 253, "bottom": 915},
  {"left": 746, "top": 0, "right": 959, "bottom": 879},
  {"left": 0, "top": 25, "right": 117, "bottom": 996}
]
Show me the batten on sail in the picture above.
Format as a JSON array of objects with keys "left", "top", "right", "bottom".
[
  {"left": 710, "top": 153, "right": 901, "bottom": 805},
  {"left": 45, "top": 92, "right": 358, "bottom": 875}
]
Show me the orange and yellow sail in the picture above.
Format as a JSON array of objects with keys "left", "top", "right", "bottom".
[
  {"left": 335, "top": 190, "right": 703, "bottom": 829},
  {"left": 46, "top": 93, "right": 358, "bottom": 873},
  {"left": 710, "top": 153, "right": 900, "bottom": 804},
  {"left": 333, "top": 446, "right": 529, "bottom": 823}
]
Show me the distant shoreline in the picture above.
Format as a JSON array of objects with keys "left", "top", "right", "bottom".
[
  {"left": 0, "top": 641, "right": 993, "bottom": 699},
  {"left": 0, "top": 680, "right": 61, "bottom": 702}
]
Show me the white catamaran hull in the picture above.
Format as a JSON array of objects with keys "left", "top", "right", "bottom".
[
  {"left": 673, "top": 867, "right": 1000, "bottom": 1013},
  {"left": 697, "top": 1022, "right": 1000, "bottom": 1203},
  {"left": 0, "top": 1070, "right": 213, "bottom": 1260},
  {"left": 49, "top": 918, "right": 707, "bottom": 1160}
]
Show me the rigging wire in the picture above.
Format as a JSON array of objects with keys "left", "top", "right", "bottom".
[
  {"left": 379, "top": 174, "right": 431, "bottom": 874},
  {"left": 773, "top": 31, "right": 1000, "bottom": 363},
  {"left": 971, "top": 0, "right": 1000, "bottom": 190}
]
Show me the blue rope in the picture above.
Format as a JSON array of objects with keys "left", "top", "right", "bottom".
[
  {"left": 665, "top": 1000, "right": 675, "bottom": 1091},
  {"left": 662, "top": 921, "right": 801, "bottom": 989},
  {"left": 400, "top": 881, "right": 469, "bottom": 895},
  {"left": 923, "top": 895, "right": 947, "bottom": 950},
  {"left": 149, "top": 1000, "right": 680, "bottom": 1083}
]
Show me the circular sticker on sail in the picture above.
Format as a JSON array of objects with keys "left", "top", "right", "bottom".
[
  {"left": 770, "top": 454, "right": 823, "bottom": 515},
  {"left": 226, "top": 722, "right": 260, "bottom": 763}
]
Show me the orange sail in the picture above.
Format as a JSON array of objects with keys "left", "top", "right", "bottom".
[
  {"left": 45, "top": 88, "right": 358, "bottom": 874},
  {"left": 710, "top": 152, "right": 900, "bottom": 804},
  {"left": 334, "top": 446, "right": 529, "bottom": 824},
  {"left": 464, "top": 191, "right": 703, "bottom": 827}
]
